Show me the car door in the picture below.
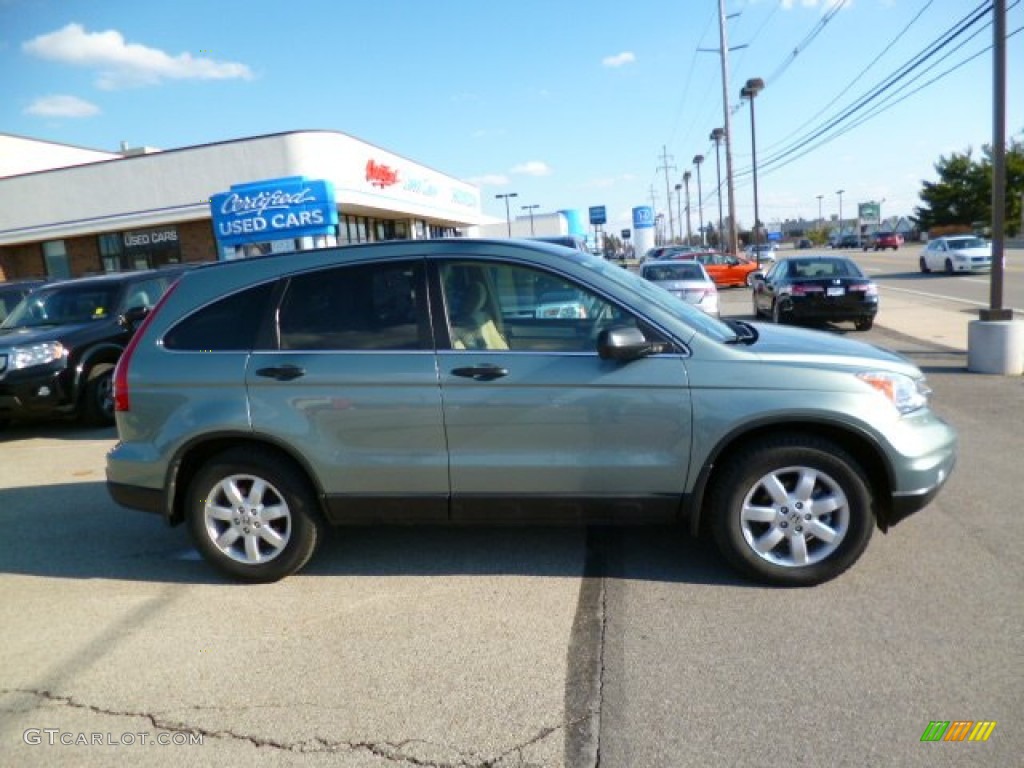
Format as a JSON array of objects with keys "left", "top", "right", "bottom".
[
  {"left": 433, "top": 258, "right": 692, "bottom": 523},
  {"left": 246, "top": 258, "right": 449, "bottom": 522}
]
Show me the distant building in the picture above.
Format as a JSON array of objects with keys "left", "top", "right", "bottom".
[{"left": 0, "top": 130, "right": 492, "bottom": 280}]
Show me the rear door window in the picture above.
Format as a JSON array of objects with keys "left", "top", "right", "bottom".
[{"left": 278, "top": 261, "right": 429, "bottom": 351}]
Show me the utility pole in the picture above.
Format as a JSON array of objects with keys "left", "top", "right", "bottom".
[
  {"left": 717, "top": 0, "right": 740, "bottom": 255},
  {"left": 658, "top": 146, "right": 678, "bottom": 242}
]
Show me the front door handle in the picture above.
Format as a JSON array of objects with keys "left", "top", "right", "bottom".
[
  {"left": 255, "top": 365, "right": 306, "bottom": 381},
  {"left": 451, "top": 365, "right": 509, "bottom": 381}
]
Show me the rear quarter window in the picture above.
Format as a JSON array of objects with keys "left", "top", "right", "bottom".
[{"left": 163, "top": 282, "right": 275, "bottom": 351}]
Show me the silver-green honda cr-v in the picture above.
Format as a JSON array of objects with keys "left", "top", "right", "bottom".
[{"left": 106, "top": 239, "right": 957, "bottom": 586}]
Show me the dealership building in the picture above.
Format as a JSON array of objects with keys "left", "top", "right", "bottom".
[{"left": 0, "top": 130, "right": 496, "bottom": 280}]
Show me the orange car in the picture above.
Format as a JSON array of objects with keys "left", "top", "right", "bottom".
[{"left": 661, "top": 250, "right": 760, "bottom": 287}]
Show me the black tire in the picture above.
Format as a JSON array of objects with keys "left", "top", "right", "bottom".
[
  {"left": 854, "top": 317, "right": 874, "bottom": 331},
  {"left": 81, "top": 367, "right": 115, "bottom": 426},
  {"left": 771, "top": 299, "right": 786, "bottom": 325},
  {"left": 709, "top": 435, "right": 875, "bottom": 586},
  {"left": 919, "top": 257, "right": 930, "bottom": 273},
  {"left": 945, "top": 258, "right": 954, "bottom": 275},
  {"left": 187, "top": 448, "right": 324, "bottom": 582}
]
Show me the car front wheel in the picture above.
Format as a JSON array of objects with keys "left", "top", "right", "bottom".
[
  {"left": 81, "top": 367, "right": 115, "bottom": 426},
  {"left": 709, "top": 435, "right": 874, "bottom": 586},
  {"left": 945, "top": 258, "right": 955, "bottom": 274},
  {"left": 187, "top": 448, "right": 324, "bottom": 582}
]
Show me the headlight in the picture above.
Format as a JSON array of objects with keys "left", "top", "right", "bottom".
[
  {"left": 10, "top": 341, "right": 65, "bottom": 370},
  {"left": 857, "top": 371, "right": 930, "bottom": 414}
]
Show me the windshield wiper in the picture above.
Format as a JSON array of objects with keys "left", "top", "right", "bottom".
[{"left": 723, "top": 319, "right": 758, "bottom": 345}]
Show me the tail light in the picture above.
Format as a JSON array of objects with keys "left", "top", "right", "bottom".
[
  {"left": 791, "top": 284, "right": 824, "bottom": 295},
  {"left": 113, "top": 281, "right": 179, "bottom": 413},
  {"left": 849, "top": 283, "right": 879, "bottom": 296}
]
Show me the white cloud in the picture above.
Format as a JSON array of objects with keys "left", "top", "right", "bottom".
[
  {"left": 602, "top": 52, "right": 636, "bottom": 68},
  {"left": 24, "top": 94, "right": 100, "bottom": 117},
  {"left": 23, "top": 23, "right": 253, "bottom": 89},
  {"left": 467, "top": 174, "right": 509, "bottom": 187},
  {"left": 511, "top": 161, "right": 551, "bottom": 177}
]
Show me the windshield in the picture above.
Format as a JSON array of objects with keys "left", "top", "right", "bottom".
[
  {"left": 579, "top": 254, "right": 737, "bottom": 342},
  {"left": 1, "top": 284, "right": 120, "bottom": 329},
  {"left": 947, "top": 237, "right": 987, "bottom": 249}
]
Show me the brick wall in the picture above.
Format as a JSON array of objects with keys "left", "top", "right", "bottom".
[
  {"left": 67, "top": 236, "right": 102, "bottom": 275},
  {"left": 177, "top": 220, "right": 218, "bottom": 264},
  {"left": 0, "top": 243, "right": 44, "bottom": 279}
]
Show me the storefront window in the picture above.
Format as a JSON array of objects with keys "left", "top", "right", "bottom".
[
  {"left": 43, "top": 241, "right": 71, "bottom": 279},
  {"left": 98, "top": 233, "right": 124, "bottom": 272}
]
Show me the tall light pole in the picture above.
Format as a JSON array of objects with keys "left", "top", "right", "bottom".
[
  {"left": 816, "top": 194, "right": 824, "bottom": 232},
  {"left": 521, "top": 203, "right": 539, "bottom": 235},
  {"left": 682, "top": 170, "right": 693, "bottom": 244},
  {"left": 495, "top": 192, "right": 518, "bottom": 237},
  {"left": 710, "top": 128, "right": 725, "bottom": 250},
  {"left": 836, "top": 189, "right": 845, "bottom": 243},
  {"left": 693, "top": 155, "right": 705, "bottom": 246},
  {"left": 740, "top": 77, "right": 765, "bottom": 265},
  {"left": 674, "top": 183, "right": 683, "bottom": 244}
]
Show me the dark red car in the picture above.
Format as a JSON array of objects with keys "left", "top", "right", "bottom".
[{"left": 865, "top": 232, "right": 903, "bottom": 251}]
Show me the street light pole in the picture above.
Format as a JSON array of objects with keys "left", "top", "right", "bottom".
[
  {"left": 836, "top": 189, "right": 845, "bottom": 244},
  {"left": 495, "top": 192, "right": 518, "bottom": 237},
  {"left": 674, "top": 183, "right": 683, "bottom": 245},
  {"left": 682, "top": 171, "right": 693, "bottom": 244},
  {"left": 521, "top": 204, "right": 540, "bottom": 235},
  {"left": 710, "top": 128, "right": 725, "bottom": 250},
  {"left": 693, "top": 155, "right": 705, "bottom": 246},
  {"left": 816, "top": 194, "right": 824, "bottom": 232},
  {"left": 740, "top": 77, "right": 765, "bottom": 266}
]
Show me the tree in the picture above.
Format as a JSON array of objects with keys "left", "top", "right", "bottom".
[{"left": 914, "top": 133, "right": 1024, "bottom": 236}]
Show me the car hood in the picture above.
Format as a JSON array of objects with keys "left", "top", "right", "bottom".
[
  {"left": 747, "top": 322, "right": 919, "bottom": 375},
  {"left": 0, "top": 322, "right": 93, "bottom": 345}
]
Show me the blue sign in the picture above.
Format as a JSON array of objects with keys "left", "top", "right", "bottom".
[
  {"left": 589, "top": 205, "right": 607, "bottom": 225},
  {"left": 210, "top": 176, "right": 338, "bottom": 247},
  {"left": 632, "top": 206, "right": 655, "bottom": 229},
  {"left": 767, "top": 231, "right": 782, "bottom": 241}
]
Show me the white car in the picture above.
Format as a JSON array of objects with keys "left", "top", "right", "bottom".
[
  {"left": 744, "top": 243, "right": 777, "bottom": 263},
  {"left": 640, "top": 260, "right": 720, "bottom": 317},
  {"left": 919, "top": 236, "right": 992, "bottom": 274}
]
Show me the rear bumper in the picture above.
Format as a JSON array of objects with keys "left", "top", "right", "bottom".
[{"left": 107, "top": 481, "right": 164, "bottom": 515}]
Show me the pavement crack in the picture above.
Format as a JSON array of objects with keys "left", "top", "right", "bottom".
[{"left": 4, "top": 688, "right": 570, "bottom": 766}]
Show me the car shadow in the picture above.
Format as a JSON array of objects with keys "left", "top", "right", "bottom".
[
  {"left": 0, "top": 481, "right": 752, "bottom": 587},
  {"left": 0, "top": 419, "right": 117, "bottom": 443}
]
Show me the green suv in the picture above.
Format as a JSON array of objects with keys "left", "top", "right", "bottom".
[{"left": 105, "top": 240, "right": 957, "bottom": 586}]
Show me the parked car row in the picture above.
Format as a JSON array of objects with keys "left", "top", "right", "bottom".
[{"left": 0, "top": 267, "right": 188, "bottom": 428}]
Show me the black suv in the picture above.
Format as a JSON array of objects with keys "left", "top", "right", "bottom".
[{"left": 0, "top": 269, "right": 186, "bottom": 427}]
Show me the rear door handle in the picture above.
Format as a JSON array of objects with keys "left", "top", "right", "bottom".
[
  {"left": 255, "top": 365, "right": 306, "bottom": 381},
  {"left": 451, "top": 365, "right": 509, "bottom": 381}
]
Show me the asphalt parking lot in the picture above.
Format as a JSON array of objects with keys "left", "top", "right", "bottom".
[{"left": 1, "top": 301, "right": 1021, "bottom": 767}]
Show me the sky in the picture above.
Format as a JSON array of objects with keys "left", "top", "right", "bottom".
[{"left": 1, "top": 0, "right": 1022, "bottom": 237}]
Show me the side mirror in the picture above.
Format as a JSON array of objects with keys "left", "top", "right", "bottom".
[
  {"left": 597, "top": 326, "right": 664, "bottom": 361},
  {"left": 119, "top": 305, "right": 149, "bottom": 330}
]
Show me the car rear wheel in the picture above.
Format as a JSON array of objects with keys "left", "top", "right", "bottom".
[
  {"left": 854, "top": 317, "right": 874, "bottom": 331},
  {"left": 771, "top": 300, "right": 786, "bottom": 325},
  {"left": 709, "top": 435, "right": 875, "bottom": 586},
  {"left": 187, "top": 448, "right": 324, "bottom": 582},
  {"left": 919, "top": 257, "right": 930, "bottom": 273}
]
